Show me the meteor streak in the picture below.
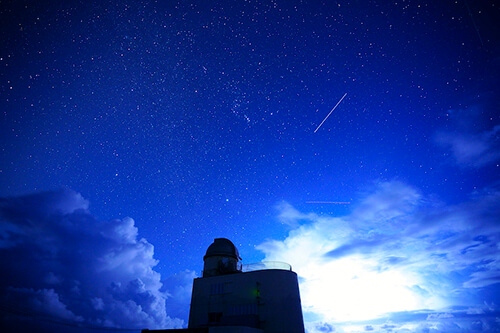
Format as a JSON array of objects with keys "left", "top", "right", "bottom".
[
  {"left": 305, "top": 201, "right": 351, "bottom": 204},
  {"left": 314, "top": 93, "right": 347, "bottom": 133}
]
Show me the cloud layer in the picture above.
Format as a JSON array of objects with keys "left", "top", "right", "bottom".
[
  {"left": 2, "top": 183, "right": 498, "bottom": 332},
  {"left": 257, "top": 181, "right": 500, "bottom": 332},
  {"left": 0, "top": 189, "right": 184, "bottom": 332}
]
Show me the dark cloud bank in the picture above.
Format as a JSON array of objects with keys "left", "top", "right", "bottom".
[{"left": 0, "top": 189, "right": 185, "bottom": 332}]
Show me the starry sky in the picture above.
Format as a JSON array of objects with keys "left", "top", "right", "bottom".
[{"left": 1, "top": 0, "right": 499, "bottom": 332}]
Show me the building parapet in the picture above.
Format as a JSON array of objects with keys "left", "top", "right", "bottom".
[{"left": 242, "top": 261, "right": 292, "bottom": 272}]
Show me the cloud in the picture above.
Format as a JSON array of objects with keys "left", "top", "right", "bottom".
[
  {"left": 305, "top": 307, "right": 500, "bottom": 332},
  {"left": 161, "top": 269, "right": 197, "bottom": 322},
  {"left": 3, "top": 287, "right": 84, "bottom": 322},
  {"left": 0, "top": 189, "right": 184, "bottom": 332},
  {"left": 257, "top": 181, "right": 500, "bottom": 330},
  {"left": 276, "top": 201, "right": 319, "bottom": 228},
  {"left": 435, "top": 104, "right": 500, "bottom": 168},
  {"left": 426, "top": 312, "right": 454, "bottom": 320},
  {"left": 435, "top": 127, "right": 500, "bottom": 167},
  {"left": 312, "top": 322, "right": 336, "bottom": 332}
]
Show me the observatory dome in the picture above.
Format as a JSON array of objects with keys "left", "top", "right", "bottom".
[{"left": 204, "top": 238, "right": 241, "bottom": 260}]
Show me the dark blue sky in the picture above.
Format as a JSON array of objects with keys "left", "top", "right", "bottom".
[{"left": 1, "top": 0, "right": 499, "bottom": 332}]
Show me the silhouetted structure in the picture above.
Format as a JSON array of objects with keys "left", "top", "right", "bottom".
[{"left": 143, "top": 238, "right": 304, "bottom": 333}]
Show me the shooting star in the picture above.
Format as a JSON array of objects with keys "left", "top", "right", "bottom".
[
  {"left": 306, "top": 201, "right": 351, "bottom": 204},
  {"left": 314, "top": 92, "right": 347, "bottom": 133}
]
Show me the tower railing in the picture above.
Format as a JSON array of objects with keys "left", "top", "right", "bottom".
[{"left": 242, "top": 261, "right": 292, "bottom": 272}]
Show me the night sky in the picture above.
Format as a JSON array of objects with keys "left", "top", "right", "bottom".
[{"left": 1, "top": 0, "right": 499, "bottom": 332}]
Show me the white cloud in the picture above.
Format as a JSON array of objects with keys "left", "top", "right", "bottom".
[
  {"left": 427, "top": 312, "right": 454, "bottom": 320},
  {"left": 257, "top": 181, "right": 500, "bottom": 327}
]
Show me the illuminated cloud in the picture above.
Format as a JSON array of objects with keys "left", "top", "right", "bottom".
[
  {"left": 257, "top": 181, "right": 500, "bottom": 332},
  {"left": 0, "top": 189, "right": 184, "bottom": 332}
]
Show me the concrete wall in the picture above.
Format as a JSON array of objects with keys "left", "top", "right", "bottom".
[
  {"left": 189, "top": 269, "right": 304, "bottom": 333},
  {"left": 209, "top": 327, "right": 263, "bottom": 333}
]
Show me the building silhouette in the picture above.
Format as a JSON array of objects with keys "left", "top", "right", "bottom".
[{"left": 143, "top": 238, "right": 304, "bottom": 333}]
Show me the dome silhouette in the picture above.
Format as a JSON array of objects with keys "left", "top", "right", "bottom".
[{"left": 203, "top": 238, "right": 241, "bottom": 260}]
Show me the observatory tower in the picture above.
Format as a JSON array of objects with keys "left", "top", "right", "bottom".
[
  {"left": 188, "top": 238, "right": 305, "bottom": 333},
  {"left": 143, "top": 238, "right": 304, "bottom": 333}
]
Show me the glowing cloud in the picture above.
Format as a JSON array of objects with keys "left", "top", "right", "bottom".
[{"left": 257, "top": 181, "right": 500, "bottom": 330}]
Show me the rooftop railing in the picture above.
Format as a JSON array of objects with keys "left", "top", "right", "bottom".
[{"left": 242, "top": 261, "right": 292, "bottom": 272}]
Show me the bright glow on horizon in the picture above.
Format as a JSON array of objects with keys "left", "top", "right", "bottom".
[
  {"left": 256, "top": 182, "right": 471, "bottom": 326},
  {"left": 299, "top": 256, "right": 424, "bottom": 322}
]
